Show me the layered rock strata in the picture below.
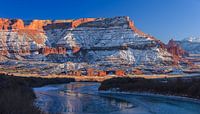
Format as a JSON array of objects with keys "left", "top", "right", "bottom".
[{"left": 0, "top": 16, "right": 182, "bottom": 69}]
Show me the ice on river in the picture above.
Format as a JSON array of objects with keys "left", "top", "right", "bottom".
[{"left": 34, "top": 82, "right": 200, "bottom": 114}]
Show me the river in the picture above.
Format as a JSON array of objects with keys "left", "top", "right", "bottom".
[{"left": 34, "top": 82, "right": 200, "bottom": 114}]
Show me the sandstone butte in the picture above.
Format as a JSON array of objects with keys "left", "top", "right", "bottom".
[{"left": 0, "top": 17, "right": 188, "bottom": 66}]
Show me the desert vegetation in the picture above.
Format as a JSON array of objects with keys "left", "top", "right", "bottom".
[
  {"left": 0, "top": 74, "right": 75, "bottom": 114},
  {"left": 99, "top": 76, "right": 200, "bottom": 99}
]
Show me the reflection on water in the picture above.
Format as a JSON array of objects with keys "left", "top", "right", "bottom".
[
  {"left": 63, "top": 92, "right": 133, "bottom": 113},
  {"left": 34, "top": 82, "right": 134, "bottom": 114},
  {"left": 34, "top": 82, "right": 200, "bottom": 114}
]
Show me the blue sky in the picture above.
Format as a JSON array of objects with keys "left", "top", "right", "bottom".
[{"left": 0, "top": 0, "right": 200, "bottom": 42}]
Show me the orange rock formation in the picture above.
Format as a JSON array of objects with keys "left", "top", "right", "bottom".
[
  {"left": 166, "top": 39, "right": 189, "bottom": 65},
  {"left": 71, "top": 18, "right": 96, "bottom": 28},
  {"left": 115, "top": 70, "right": 125, "bottom": 76},
  {"left": 39, "top": 46, "right": 66, "bottom": 55}
]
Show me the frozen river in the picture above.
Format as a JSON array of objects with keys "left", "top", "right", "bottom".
[{"left": 34, "top": 82, "right": 200, "bottom": 114}]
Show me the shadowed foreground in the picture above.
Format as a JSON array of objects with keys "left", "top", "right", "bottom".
[
  {"left": 0, "top": 74, "right": 75, "bottom": 114},
  {"left": 99, "top": 77, "right": 200, "bottom": 99}
]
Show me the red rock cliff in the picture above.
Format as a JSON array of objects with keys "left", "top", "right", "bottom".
[
  {"left": 26, "top": 20, "right": 52, "bottom": 30},
  {"left": 167, "top": 39, "right": 188, "bottom": 57},
  {"left": 0, "top": 18, "right": 52, "bottom": 31},
  {"left": 0, "top": 18, "right": 10, "bottom": 30},
  {"left": 71, "top": 18, "right": 96, "bottom": 28},
  {"left": 166, "top": 39, "right": 189, "bottom": 65},
  {"left": 11, "top": 19, "right": 25, "bottom": 30}
]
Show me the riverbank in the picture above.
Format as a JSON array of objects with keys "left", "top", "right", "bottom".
[
  {"left": 0, "top": 74, "right": 75, "bottom": 114},
  {"left": 99, "top": 77, "right": 200, "bottom": 99},
  {"left": 1, "top": 70, "right": 196, "bottom": 82},
  {"left": 1, "top": 74, "right": 200, "bottom": 114}
]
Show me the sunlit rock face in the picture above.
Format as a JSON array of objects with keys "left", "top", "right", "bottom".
[{"left": 0, "top": 16, "right": 175, "bottom": 68}]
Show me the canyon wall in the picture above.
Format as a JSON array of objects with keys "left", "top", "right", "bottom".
[{"left": 0, "top": 16, "right": 185, "bottom": 69}]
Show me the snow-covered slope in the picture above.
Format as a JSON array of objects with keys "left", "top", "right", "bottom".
[
  {"left": 176, "top": 37, "right": 200, "bottom": 54},
  {"left": 0, "top": 16, "right": 175, "bottom": 69},
  {"left": 183, "top": 37, "right": 200, "bottom": 43}
]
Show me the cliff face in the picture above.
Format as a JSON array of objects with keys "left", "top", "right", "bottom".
[
  {"left": 0, "top": 16, "right": 176, "bottom": 69},
  {"left": 173, "top": 37, "right": 200, "bottom": 66},
  {"left": 0, "top": 19, "right": 51, "bottom": 30},
  {"left": 166, "top": 39, "right": 189, "bottom": 65},
  {"left": 167, "top": 39, "right": 188, "bottom": 57}
]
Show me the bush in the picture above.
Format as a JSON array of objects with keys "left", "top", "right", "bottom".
[{"left": 99, "top": 77, "right": 200, "bottom": 99}]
